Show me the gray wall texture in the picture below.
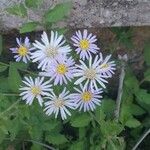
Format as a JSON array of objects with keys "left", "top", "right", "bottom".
[{"left": 0, "top": 0, "right": 150, "bottom": 31}]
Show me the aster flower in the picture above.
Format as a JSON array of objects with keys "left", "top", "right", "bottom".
[
  {"left": 74, "top": 55, "right": 108, "bottom": 90},
  {"left": 99, "top": 53, "right": 116, "bottom": 77},
  {"left": 71, "top": 29, "right": 100, "bottom": 60},
  {"left": 71, "top": 84, "right": 103, "bottom": 112},
  {"left": 30, "top": 31, "right": 71, "bottom": 70},
  {"left": 10, "top": 37, "right": 32, "bottom": 63},
  {"left": 44, "top": 88, "right": 75, "bottom": 120},
  {"left": 40, "top": 55, "right": 76, "bottom": 85},
  {"left": 19, "top": 76, "right": 52, "bottom": 106}
]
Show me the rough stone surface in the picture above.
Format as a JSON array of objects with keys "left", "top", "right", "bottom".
[{"left": 0, "top": 0, "right": 150, "bottom": 31}]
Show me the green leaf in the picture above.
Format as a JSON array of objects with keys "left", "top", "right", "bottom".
[
  {"left": 6, "top": 4, "right": 27, "bottom": 18},
  {"left": 95, "top": 108, "right": 106, "bottom": 123},
  {"left": 0, "top": 35, "right": 2, "bottom": 55},
  {"left": 20, "top": 22, "right": 38, "bottom": 33},
  {"left": 8, "top": 62, "right": 22, "bottom": 92},
  {"left": 25, "top": 0, "right": 43, "bottom": 8},
  {"left": 71, "top": 113, "right": 91, "bottom": 127},
  {"left": 0, "top": 64, "right": 8, "bottom": 72},
  {"left": 136, "top": 89, "right": 150, "bottom": 105},
  {"left": 130, "top": 104, "right": 145, "bottom": 116},
  {"left": 143, "top": 42, "right": 150, "bottom": 65},
  {"left": 31, "top": 144, "right": 41, "bottom": 150},
  {"left": 70, "top": 141, "right": 84, "bottom": 150},
  {"left": 101, "top": 99, "right": 115, "bottom": 118},
  {"left": 124, "top": 70, "right": 139, "bottom": 94},
  {"left": 44, "top": 2, "right": 72, "bottom": 23},
  {"left": 125, "top": 118, "right": 141, "bottom": 128},
  {"left": 46, "top": 133, "right": 68, "bottom": 145},
  {"left": 144, "top": 69, "right": 150, "bottom": 82},
  {"left": 10, "top": 62, "right": 28, "bottom": 70},
  {"left": 100, "top": 121, "right": 123, "bottom": 137}
]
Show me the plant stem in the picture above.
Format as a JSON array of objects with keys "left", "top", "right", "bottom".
[
  {"left": 0, "top": 99, "right": 21, "bottom": 117},
  {"left": 132, "top": 128, "right": 150, "bottom": 150},
  {"left": 115, "top": 60, "right": 126, "bottom": 122}
]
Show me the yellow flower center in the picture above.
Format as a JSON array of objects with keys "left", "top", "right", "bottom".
[
  {"left": 79, "top": 39, "right": 89, "bottom": 50},
  {"left": 31, "top": 86, "right": 41, "bottom": 95},
  {"left": 18, "top": 46, "right": 28, "bottom": 56},
  {"left": 54, "top": 98, "right": 64, "bottom": 107},
  {"left": 82, "top": 91, "right": 92, "bottom": 102},
  {"left": 56, "top": 64, "right": 67, "bottom": 75},
  {"left": 46, "top": 47, "right": 58, "bottom": 58},
  {"left": 100, "top": 63, "right": 109, "bottom": 69},
  {"left": 85, "top": 69, "right": 96, "bottom": 79}
]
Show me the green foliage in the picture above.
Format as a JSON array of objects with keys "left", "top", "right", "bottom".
[
  {"left": 6, "top": 4, "right": 27, "bottom": 18},
  {"left": 100, "top": 121, "right": 124, "bottom": 137},
  {"left": 136, "top": 89, "right": 150, "bottom": 105},
  {"left": 20, "top": 22, "right": 39, "bottom": 33},
  {"left": 25, "top": 0, "right": 43, "bottom": 8},
  {"left": 0, "top": 35, "right": 2, "bottom": 55},
  {"left": 144, "top": 69, "right": 150, "bottom": 82},
  {"left": 143, "top": 42, "right": 150, "bottom": 65},
  {"left": 111, "top": 27, "right": 133, "bottom": 48},
  {"left": 70, "top": 113, "right": 91, "bottom": 127},
  {"left": 44, "top": 2, "right": 72, "bottom": 23},
  {"left": 46, "top": 133, "right": 68, "bottom": 145},
  {"left": 8, "top": 62, "right": 22, "bottom": 92},
  {"left": 0, "top": 64, "right": 8, "bottom": 72}
]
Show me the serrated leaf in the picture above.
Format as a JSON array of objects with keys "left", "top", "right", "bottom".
[
  {"left": 8, "top": 62, "right": 22, "bottom": 92},
  {"left": 125, "top": 118, "right": 141, "bottom": 128},
  {"left": 25, "top": 0, "right": 43, "bottom": 8},
  {"left": 46, "top": 133, "right": 68, "bottom": 145},
  {"left": 20, "top": 22, "right": 38, "bottom": 33},
  {"left": 44, "top": 2, "right": 72, "bottom": 23},
  {"left": 0, "top": 35, "right": 2, "bottom": 55},
  {"left": 0, "top": 64, "right": 8, "bottom": 72},
  {"left": 71, "top": 113, "right": 91, "bottom": 127},
  {"left": 6, "top": 4, "right": 27, "bottom": 18},
  {"left": 144, "top": 42, "right": 150, "bottom": 65},
  {"left": 136, "top": 89, "right": 150, "bottom": 104},
  {"left": 100, "top": 121, "right": 123, "bottom": 137}
]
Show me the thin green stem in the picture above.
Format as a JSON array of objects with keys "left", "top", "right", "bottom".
[
  {"left": 0, "top": 99, "right": 21, "bottom": 117},
  {"left": 132, "top": 128, "right": 150, "bottom": 150}
]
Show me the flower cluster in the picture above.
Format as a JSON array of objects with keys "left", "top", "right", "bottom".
[{"left": 10, "top": 29, "right": 116, "bottom": 120}]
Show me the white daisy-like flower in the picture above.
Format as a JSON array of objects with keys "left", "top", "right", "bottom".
[
  {"left": 71, "top": 29, "right": 100, "bottom": 60},
  {"left": 99, "top": 53, "right": 116, "bottom": 77},
  {"left": 31, "top": 31, "right": 71, "bottom": 70},
  {"left": 10, "top": 37, "right": 32, "bottom": 63},
  {"left": 19, "top": 76, "right": 52, "bottom": 106},
  {"left": 40, "top": 55, "right": 76, "bottom": 85},
  {"left": 74, "top": 55, "right": 108, "bottom": 90},
  {"left": 71, "top": 84, "right": 103, "bottom": 112},
  {"left": 44, "top": 88, "right": 75, "bottom": 120}
]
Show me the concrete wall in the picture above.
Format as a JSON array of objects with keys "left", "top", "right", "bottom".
[{"left": 0, "top": 0, "right": 150, "bottom": 31}]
